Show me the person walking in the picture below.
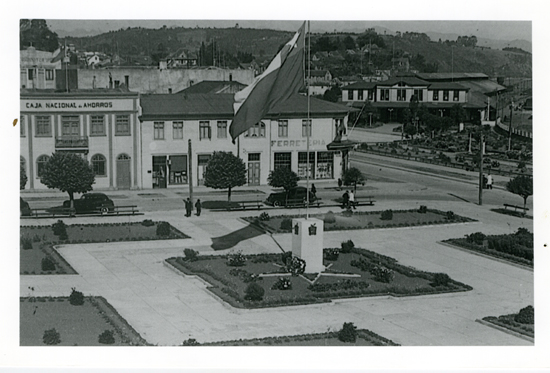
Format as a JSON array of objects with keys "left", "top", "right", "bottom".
[
  {"left": 195, "top": 199, "right": 202, "bottom": 216},
  {"left": 311, "top": 183, "right": 317, "bottom": 198},
  {"left": 337, "top": 178, "right": 343, "bottom": 191},
  {"left": 348, "top": 189, "right": 356, "bottom": 209},
  {"left": 185, "top": 197, "right": 192, "bottom": 217},
  {"left": 486, "top": 173, "right": 493, "bottom": 190},
  {"left": 342, "top": 190, "right": 349, "bottom": 209}
]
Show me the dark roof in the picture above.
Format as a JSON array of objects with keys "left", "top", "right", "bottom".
[
  {"left": 342, "top": 81, "right": 377, "bottom": 90},
  {"left": 140, "top": 93, "right": 356, "bottom": 121},
  {"left": 428, "top": 82, "right": 469, "bottom": 90},
  {"left": 176, "top": 80, "right": 247, "bottom": 94},
  {"left": 416, "top": 72, "right": 488, "bottom": 81},
  {"left": 20, "top": 88, "right": 138, "bottom": 97},
  {"left": 377, "top": 77, "right": 430, "bottom": 87},
  {"left": 348, "top": 101, "right": 484, "bottom": 110}
]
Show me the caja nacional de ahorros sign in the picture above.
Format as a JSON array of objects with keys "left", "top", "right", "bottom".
[{"left": 21, "top": 99, "right": 134, "bottom": 112}]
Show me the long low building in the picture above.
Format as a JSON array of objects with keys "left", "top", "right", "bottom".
[{"left": 20, "top": 87, "right": 355, "bottom": 190}]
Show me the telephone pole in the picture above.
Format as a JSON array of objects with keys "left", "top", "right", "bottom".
[
  {"left": 478, "top": 133, "right": 484, "bottom": 206},
  {"left": 188, "top": 139, "right": 193, "bottom": 205}
]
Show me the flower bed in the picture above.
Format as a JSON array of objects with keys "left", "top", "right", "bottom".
[
  {"left": 166, "top": 248, "right": 472, "bottom": 309},
  {"left": 20, "top": 296, "right": 149, "bottom": 346},
  {"left": 244, "top": 209, "right": 475, "bottom": 234},
  {"left": 481, "top": 307, "right": 534, "bottom": 339}
]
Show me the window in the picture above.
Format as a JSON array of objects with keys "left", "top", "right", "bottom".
[
  {"left": 217, "top": 121, "right": 227, "bottom": 139},
  {"left": 45, "top": 69, "right": 54, "bottom": 81},
  {"left": 36, "top": 155, "right": 50, "bottom": 177},
  {"left": 115, "top": 115, "right": 130, "bottom": 135},
  {"left": 173, "top": 121, "right": 183, "bottom": 139},
  {"left": 316, "top": 152, "right": 334, "bottom": 179},
  {"left": 28, "top": 69, "right": 34, "bottom": 80},
  {"left": 347, "top": 90, "right": 354, "bottom": 100},
  {"left": 199, "top": 121, "right": 211, "bottom": 140},
  {"left": 36, "top": 116, "right": 51, "bottom": 137},
  {"left": 443, "top": 90, "right": 449, "bottom": 101},
  {"left": 413, "top": 89, "right": 423, "bottom": 101},
  {"left": 302, "top": 119, "right": 312, "bottom": 137},
  {"left": 298, "top": 152, "right": 315, "bottom": 178},
  {"left": 453, "top": 90, "right": 460, "bottom": 101},
  {"left": 278, "top": 120, "right": 288, "bottom": 138},
  {"left": 248, "top": 153, "right": 260, "bottom": 162},
  {"left": 380, "top": 89, "right": 389, "bottom": 101},
  {"left": 274, "top": 152, "right": 292, "bottom": 170},
  {"left": 61, "top": 115, "right": 79, "bottom": 136},
  {"left": 367, "top": 90, "right": 373, "bottom": 100},
  {"left": 358, "top": 90, "right": 364, "bottom": 100},
  {"left": 91, "top": 115, "right": 105, "bottom": 135},
  {"left": 154, "top": 122, "right": 165, "bottom": 140},
  {"left": 335, "top": 119, "right": 345, "bottom": 136},
  {"left": 91, "top": 154, "right": 106, "bottom": 176},
  {"left": 169, "top": 155, "right": 187, "bottom": 184},
  {"left": 397, "top": 89, "right": 406, "bottom": 101},
  {"left": 433, "top": 90, "right": 439, "bottom": 101},
  {"left": 20, "top": 156, "right": 26, "bottom": 175},
  {"left": 245, "top": 122, "right": 265, "bottom": 137},
  {"left": 20, "top": 116, "right": 25, "bottom": 137}
]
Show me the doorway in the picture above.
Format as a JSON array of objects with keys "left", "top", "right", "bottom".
[
  {"left": 247, "top": 153, "right": 261, "bottom": 186},
  {"left": 116, "top": 154, "right": 131, "bottom": 189}
]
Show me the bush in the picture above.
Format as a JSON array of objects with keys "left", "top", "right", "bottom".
[
  {"left": 227, "top": 251, "right": 247, "bottom": 267},
  {"left": 41, "top": 257, "right": 56, "bottom": 271},
  {"left": 43, "top": 328, "right": 61, "bottom": 345},
  {"left": 340, "top": 240, "right": 355, "bottom": 253},
  {"left": 181, "top": 338, "right": 200, "bottom": 346},
  {"left": 323, "top": 248, "right": 340, "bottom": 261},
  {"left": 69, "top": 287, "right": 85, "bottom": 306},
  {"left": 20, "top": 236, "right": 33, "bottom": 250},
  {"left": 281, "top": 251, "right": 293, "bottom": 266},
  {"left": 286, "top": 256, "right": 306, "bottom": 276},
  {"left": 52, "top": 220, "right": 67, "bottom": 236},
  {"left": 380, "top": 209, "right": 393, "bottom": 220},
  {"left": 338, "top": 322, "right": 358, "bottom": 343},
  {"left": 432, "top": 273, "right": 451, "bottom": 287},
  {"left": 244, "top": 282, "right": 265, "bottom": 301},
  {"left": 370, "top": 266, "right": 394, "bottom": 283},
  {"left": 324, "top": 211, "right": 336, "bottom": 224},
  {"left": 258, "top": 212, "right": 270, "bottom": 221},
  {"left": 98, "top": 330, "right": 115, "bottom": 344},
  {"left": 141, "top": 219, "right": 155, "bottom": 227},
  {"left": 466, "top": 232, "right": 486, "bottom": 245},
  {"left": 446, "top": 211, "right": 456, "bottom": 220},
  {"left": 280, "top": 218, "right": 292, "bottom": 231},
  {"left": 418, "top": 205, "right": 427, "bottom": 214},
  {"left": 271, "top": 277, "right": 292, "bottom": 290},
  {"left": 156, "top": 221, "right": 171, "bottom": 236},
  {"left": 183, "top": 248, "right": 199, "bottom": 261},
  {"left": 514, "top": 305, "right": 534, "bottom": 324}
]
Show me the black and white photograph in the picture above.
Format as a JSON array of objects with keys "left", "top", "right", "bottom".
[{"left": 2, "top": 0, "right": 549, "bottom": 371}]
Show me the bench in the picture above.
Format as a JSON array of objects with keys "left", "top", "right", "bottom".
[
  {"left": 285, "top": 198, "right": 322, "bottom": 208},
  {"left": 343, "top": 196, "right": 376, "bottom": 209},
  {"left": 27, "top": 207, "right": 75, "bottom": 218},
  {"left": 503, "top": 203, "right": 529, "bottom": 213},
  {"left": 99, "top": 205, "right": 139, "bottom": 215},
  {"left": 225, "top": 200, "right": 263, "bottom": 211}
]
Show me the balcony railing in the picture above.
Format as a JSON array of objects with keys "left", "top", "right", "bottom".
[{"left": 55, "top": 136, "right": 89, "bottom": 148}]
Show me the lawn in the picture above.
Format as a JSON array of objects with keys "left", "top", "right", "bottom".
[
  {"left": 166, "top": 247, "right": 472, "bottom": 309},
  {"left": 20, "top": 296, "right": 149, "bottom": 346},
  {"left": 245, "top": 208, "right": 474, "bottom": 234},
  {"left": 20, "top": 220, "right": 189, "bottom": 275}
]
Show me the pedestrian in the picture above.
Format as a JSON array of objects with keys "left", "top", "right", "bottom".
[
  {"left": 342, "top": 190, "right": 349, "bottom": 209},
  {"left": 348, "top": 190, "right": 356, "bottom": 209},
  {"left": 486, "top": 173, "right": 493, "bottom": 190},
  {"left": 185, "top": 197, "right": 192, "bottom": 217},
  {"left": 311, "top": 183, "right": 316, "bottom": 198},
  {"left": 195, "top": 199, "right": 202, "bottom": 216},
  {"left": 337, "top": 178, "right": 343, "bottom": 190}
]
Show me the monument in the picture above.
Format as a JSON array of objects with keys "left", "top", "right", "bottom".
[{"left": 291, "top": 218, "right": 325, "bottom": 273}]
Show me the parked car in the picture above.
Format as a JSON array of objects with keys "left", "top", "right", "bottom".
[
  {"left": 20, "top": 197, "right": 31, "bottom": 217},
  {"left": 62, "top": 193, "right": 115, "bottom": 214},
  {"left": 264, "top": 187, "right": 317, "bottom": 207}
]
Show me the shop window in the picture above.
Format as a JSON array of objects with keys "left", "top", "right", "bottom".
[
  {"left": 274, "top": 152, "right": 291, "bottom": 170},
  {"left": 154, "top": 122, "right": 165, "bottom": 140},
  {"left": 36, "top": 116, "right": 51, "bottom": 137},
  {"left": 217, "top": 121, "right": 227, "bottom": 139},
  {"left": 298, "top": 152, "right": 315, "bottom": 179},
  {"left": 169, "top": 155, "right": 187, "bottom": 184},
  {"left": 173, "top": 121, "right": 183, "bottom": 139},
  {"left": 433, "top": 90, "right": 439, "bottom": 101},
  {"left": 45, "top": 69, "right": 54, "bottom": 81},
  {"left": 115, "top": 115, "right": 130, "bottom": 135},
  {"left": 91, "top": 115, "right": 105, "bottom": 135},
  {"left": 199, "top": 121, "right": 211, "bottom": 140},
  {"left": 91, "top": 154, "right": 106, "bottom": 176},
  {"left": 245, "top": 122, "right": 265, "bottom": 137},
  {"left": 61, "top": 115, "right": 79, "bottom": 136},
  {"left": 278, "top": 120, "right": 288, "bottom": 138},
  {"left": 443, "top": 90, "right": 449, "bottom": 101},
  {"left": 36, "top": 155, "right": 50, "bottom": 177},
  {"left": 453, "top": 90, "right": 460, "bottom": 101},
  {"left": 316, "top": 152, "right": 334, "bottom": 179},
  {"left": 302, "top": 119, "right": 312, "bottom": 137},
  {"left": 20, "top": 116, "right": 25, "bottom": 137}
]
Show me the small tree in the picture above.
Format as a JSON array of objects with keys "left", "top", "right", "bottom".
[
  {"left": 40, "top": 152, "right": 95, "bottom": 211},
  {"left": 342, "top": 167, "right": 365, "bottom": 193},
  {"left": 20, "top": 163, "right": 28, "bottom": 190},
  {"left": 267, "top": 167, "right": 299, "bottom": 191},
  {"left": 338, "top": 322, "right": 358, "bottom": 343},
  {"left": 506, "top": 175, "right": 533, "bottom": 215},
  {"left": 203, "top": 151, "right": 246, "bottom": 203}
]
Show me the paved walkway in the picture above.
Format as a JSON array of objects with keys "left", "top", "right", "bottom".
[{"left": 20, "top": 199, "right": 533, "bottom": 346}]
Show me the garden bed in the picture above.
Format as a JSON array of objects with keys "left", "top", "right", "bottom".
[
  {"left": 244, "top": 208, "right": 475, "bottom": 234},
  {"left": 443, "top": 228, "right": 533, "bottom": 268},
  {"left": 481, "top": 306, "right": 534, "bottom": 340},
  {"left": 490, "top": 208, "right": 532, "bottom": 219},
  {"left": 166, "top": 247, "right": 472, "bottom": 309},
  {"left": 20, "top": 296, "right": 149, "bottom": 346}
]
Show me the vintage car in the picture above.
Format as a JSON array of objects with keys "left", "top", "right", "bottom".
[
  {"left": 62, "top": 193, "right": 115, "bottom": 214},
  {"left": 264, "top": 187, "right": 317, "bottom": 207}
]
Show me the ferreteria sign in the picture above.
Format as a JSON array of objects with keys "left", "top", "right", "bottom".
[
  {"left": 271, "top": 139, "right": 327, "bottom": 148},
  {"left": 21, "top": 99, "right": 134, "bottom": 112}
]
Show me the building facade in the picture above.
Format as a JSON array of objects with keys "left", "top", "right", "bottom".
[
  {"left": 20, "top": 88, "right": 141, "bottom": 190},
  {"left": 20, "top": 47, "right": 62, "bottom": 90}
]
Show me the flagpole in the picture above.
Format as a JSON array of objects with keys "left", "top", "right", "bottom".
[{"left": 306, "top": 20, "right": 311, "bottom": 220}]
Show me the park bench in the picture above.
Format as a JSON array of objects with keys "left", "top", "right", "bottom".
[
  {"left": 232, "top": 200, "right": 264, "bottom": 210},
  {"left": 99, "top": 205, "right": 140, "bottom": 215},
  {"left": 26, "top": 207, "right": 74, "bottom": 218},
  {"left": 503, "top": 203, "right": 529, "bottom": 214},
  {"left": 348, "top": 196, "right": 376, "bottom": 208},
  {"left": 285, "top": 198, "right": 322, "bottom": 208}
]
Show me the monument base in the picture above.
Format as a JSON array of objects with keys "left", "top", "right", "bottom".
[{"left": 291, "top": 218, "right": 324, "bottom": 273}]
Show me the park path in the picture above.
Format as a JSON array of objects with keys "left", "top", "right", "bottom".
[{"left": 20, "top": 200, "right": 533, "bottom": 346}]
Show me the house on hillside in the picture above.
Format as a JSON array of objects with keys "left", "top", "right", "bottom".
[
  {"left": 20, "top": 46, "right": 62, "bottom": 89},
  {"left": 167, "top": 49, "right": 198, "bottom": 68},
  {"left": 307, "top": 70, "right": 332, "bottom": 85}
]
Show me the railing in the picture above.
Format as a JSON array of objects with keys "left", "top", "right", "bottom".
[{"left": 55, "top": 136, "right": 89, "bottom": 148}]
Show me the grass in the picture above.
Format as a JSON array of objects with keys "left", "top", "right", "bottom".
[
  {"left": 166, "top": 248, "right": 472, "bottom": 309},
  {"left": 20, "top": 296, "right": 149, "bottom": 346},
  {"left": 244, "top": 209, "right": 474, "bottom": 234}
]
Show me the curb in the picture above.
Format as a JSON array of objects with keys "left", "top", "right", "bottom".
[{"left": 475, "top": 319, "right": 534, "bottom": 343}]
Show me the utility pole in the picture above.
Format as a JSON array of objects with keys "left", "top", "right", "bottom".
[
  {"left": 188, "top": 139, "right": 193, "bottom": 205},
  {"left": 508, "top": 101, "right": 514, "bottom": 151},
  {"left": 478, "top": 133, "right": 484, "bottom": 206}
]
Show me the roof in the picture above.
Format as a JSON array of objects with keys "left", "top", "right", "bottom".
[
  {"left": 416, "top": 72, "right": 488, "bottom": 81},
  {"left": 176, "top": 80, "right": 247, "bottom": 95},
  {"left": 20, "top": 88, "right": 138, "bottom": 98},
  {"left": 309, "top": 70, "right": 330, "bottom": 77},
  {"left": 348, "top": 101, "right": 484, "bottom": 110},
  {"left": 455, "top": 80, "right": 506, "bottom": 95},
  {"left": 427, "top": 82, "right": 470, "bottom": 90},
  {"left": 377, "top": 77, "right": 430, "bottom": 87},
  {"left": 342, "top": 81, "right": 377, "bottom": 90}
]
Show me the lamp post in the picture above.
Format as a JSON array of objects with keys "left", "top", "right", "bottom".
[{"left": 388, "top": 108, "right": 393, "bottom": 123}]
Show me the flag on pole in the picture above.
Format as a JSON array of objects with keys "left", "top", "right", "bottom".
[{"left": 230, "top": 21, "right": 306, "bottom": 142}]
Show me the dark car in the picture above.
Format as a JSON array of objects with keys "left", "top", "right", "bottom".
[
  {"left": 20, "top": 197, "right": 31, "bottom": 217},
  {"left": 265, "top": 187, "right": 317, "bottom": 207},
  {"left": 63, "top": 193, "right": 115, "bottom": 214}
]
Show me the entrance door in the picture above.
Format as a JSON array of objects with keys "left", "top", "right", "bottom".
[
  {"left": 116, "top": 154, "right": 131, "bottom": 189},
  {"left": 197, "top": 154, "right": 211, "bottom": 185},
  {"left": 247, "top": 153, "right": 261, "bottom": 186},
  {"left": 152, "top": 156, "right": 167, "bottom": 188}
]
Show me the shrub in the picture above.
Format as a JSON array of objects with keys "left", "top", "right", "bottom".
[
  {"left": 280, "top": 218, "right": 292, "bottom": 231},
  {"left": 271, "top": 277, "right": 292, "bottom": 290},
  {"left": 380, "top": 209, "right": 393, "bottom": 220},
  {"left": 446, "top": 211, "right": 456, "bottom": 220},
  {"left": 69, "top": 288, "right": 85, "bottom": 306},
  {"left": 338, "top": 322, "right": 358, "bottom": 343},
  {"left": 370, "top": 266, "right": 394, "bottom": 283},
  {"left": 52, "top": 220, "right": 67, "bottom": 236},
  {"left": 181, "top": 338, "right": 200, "bottom": 346},
  {"left": 258, "top": 212, "right": 270, "bottom": 221},
  {"left": 183, "top": 248, "right": 199, "bottom": 262},
  {"left": 43, "top": 328, "right": 61, "bottom": 345},
  {"left": 286, "top": 256, "right": 306, "bottom": 276},
  {"left": 418, "top": 205, "right": 427, "bottom": 214},
  {"left": 514, "top": 305, "right": 534, "bottom": 324},
  {"left": 41, "top": 257, "right": 56, "bottom": 272},
  {"left": 20, "top": 236, "right": 33, "bottom": 250},
  {"left": 141, "top": 219, "right": 155, "bottom": 227},
  {"left": 227, "top": 251, "right": 247, "bottom": 267},
  {"left": 466, "top": 232, "right": 486, "bottom": 245},
  {"left": 98, "top": 330, "right": 115, "bottom": 344},
  {"left": 156, "top": 221, "right": 171, "bottom": 236},
  {"left": 244, "top": 282, "right": 265, "bottom": 301},
  {"left": 323, "top": 248, "right": 340, "bottom": 261},
  {"left": 432, "top": 273, "right": 451, "bottom": 287},
  {"left": 341, "top": 240, "right": 355, "bottom": 253},
  {"left": 281, "top": 251, "right": 293, "bottom": 266},
  {"left": 324, "top": 211, "right": 336, "bottom": 224}
]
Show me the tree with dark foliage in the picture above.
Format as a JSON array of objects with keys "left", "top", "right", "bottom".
[
  {"left": 20, "top": 19, "right": 59, "bottom": 52},
  {"left": 203, "top": 151, "right": 247, "bottom": 203},
  {"left": 267, "top": 167, "right": 299, "bottom": 191},
  {"left": 506, "top": 175, "right": 533, "bottom": 216}
]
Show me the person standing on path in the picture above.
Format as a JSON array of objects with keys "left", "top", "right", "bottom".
[
  {"left": 486, "top": 173, "right": 493, "bottom": 190},
  {"left": 342, "top": 190, "right": 349, "bottom": 209},
  {"left": 311, "top": 183, "right": 317, "bottom": 199},
  {"left": 337, "top": 178, "right": 343, "bottom": 191},
  {"left": 348, "top": 189, "right": 356, "bottom": 209},
  {"left": 195, "top": 199, "right": 202, "bottom": 216},
  {"left": 185, "top": 197, "right": 192, "bottom": 217}
]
